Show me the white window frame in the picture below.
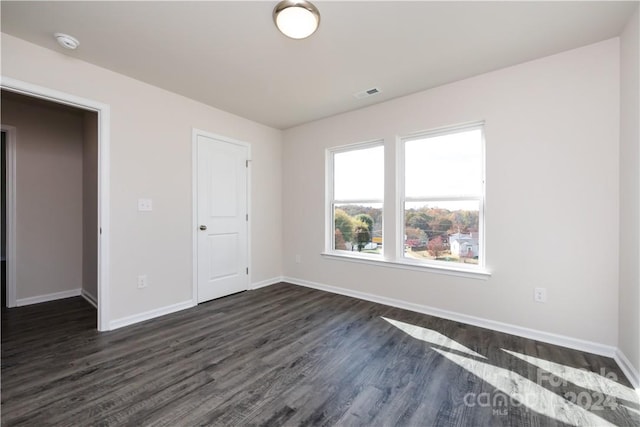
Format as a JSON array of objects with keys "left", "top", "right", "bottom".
[
  {"left": 325, "top": 140, "right": 384, "bottom": 258},
  {"left": 322, "top": 123, "right": 490, "bottom": 280},
  {"left": 397, "top": 122, "right": 486, "bottom": 272}
]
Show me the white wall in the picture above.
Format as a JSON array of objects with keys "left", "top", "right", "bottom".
[
  {"left": 283, "top": 39, "right": 620, "bottom": 346},
  {"left": 2, "top": 29, "right": 629, "bottom": 353},
  {"left": 1, "top": 34, "right": 283, "bottom": 322},
  {"left": 619, "top": 6, "right": 640, "bottom": 375},
  {"left": 1, "top": 92, "right": 84, "bottom": 300},
  {"left": 83, "top": 111, "right": 99, "bottom": 302}
]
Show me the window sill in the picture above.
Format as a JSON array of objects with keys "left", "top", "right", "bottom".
[{"left": 320, "top": 252, "right": 491, "bottom": 280}]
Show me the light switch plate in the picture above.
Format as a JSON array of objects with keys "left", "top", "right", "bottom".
[{"left": 138, "top": 198, "right": 153, "bottom": 211}]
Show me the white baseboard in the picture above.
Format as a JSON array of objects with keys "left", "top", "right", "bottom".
[
  {"left": 81, "top": 289, "right": 98, "bottom": 309},
  {"left": 615, "top": 348, "right": 640, "bottom": 391},
  {"left": 250, "top": 276, "right": 284, "bottom": 290},
  {"left": 109, "top": 300, "right": 195, "bottom": 331},
  {"left": 283, "top": 276, "right": 617, "bottom": 359},
  {"left": 108, "top": 277, "right": 284, "bottom": 331},
  {"left": 16, "top": 288, "right": 81, "bottom": 307}
]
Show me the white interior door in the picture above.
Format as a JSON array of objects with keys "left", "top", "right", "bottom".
[{"left": 196, "top": 134, "right": 249, "bottom": 303}]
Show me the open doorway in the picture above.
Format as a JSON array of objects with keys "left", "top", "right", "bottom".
[
  {"left": 2, "top": 130, "right": 6, "bottom": 307},
  {"left": 0, "top": 80, "right": 110, "bottom": 330},
  {"left": 1, "top": 90, "right": 98, "bottom": 318}
]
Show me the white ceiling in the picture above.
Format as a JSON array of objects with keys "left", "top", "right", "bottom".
[{"left": 1, "top": 1, "right": 637, "bottom": 129}]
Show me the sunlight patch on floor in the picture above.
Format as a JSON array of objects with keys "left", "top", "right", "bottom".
[
  {"left": 382, "top": 317, "right": 486, "bottom": 359},
  {"left": 502, "top": 349, "right": 639, "bottom": 404},
  {"left": 433, "top": 348, "right": 615, "bottom": 426}
]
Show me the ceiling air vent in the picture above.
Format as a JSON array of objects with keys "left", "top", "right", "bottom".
[{"left": 354, "top": 87, "right": 382, "bottom": 99}]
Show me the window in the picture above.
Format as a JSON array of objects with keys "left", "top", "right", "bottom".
[
  {"left": 328, "top": 142, "right": 384, "bottom": 255},
  {"left": 401, "top": 124, "right": 485, "bottom": 268},
  {"left": 324, "top": 123, "right": 487, "bottom": 277}
]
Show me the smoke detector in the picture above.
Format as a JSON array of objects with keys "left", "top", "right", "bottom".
[
  {"left": 54, "top": 33, "right": 80, "bottom": 50},
  {"left": 354, "top": 87, "right": 382, "bottom": 99}
]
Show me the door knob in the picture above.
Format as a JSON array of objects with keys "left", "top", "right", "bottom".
[{"left": 199, "top": 225, "right": 207, "bottom": 231}]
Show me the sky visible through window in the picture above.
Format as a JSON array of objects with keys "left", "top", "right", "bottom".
[
  {"left": 334, "top": 145, "right": 384, "bottom": 201},
  {"left": 333, "top": 129, "right": 481, "bottom": 207},
  {"left": 405, "top": 129, "right": 482, "bottom": 206}
]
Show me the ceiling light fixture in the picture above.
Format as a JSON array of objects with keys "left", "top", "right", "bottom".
[
  {"left": 54, "top": 33, "right": 80, "bottom": 50},
  {"left": 273, "top": 0, "right": 320, "bottom": 40}
]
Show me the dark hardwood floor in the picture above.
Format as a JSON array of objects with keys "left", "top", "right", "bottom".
[{"left": 2, "top": 282, "right": 639, "bottom": 426}]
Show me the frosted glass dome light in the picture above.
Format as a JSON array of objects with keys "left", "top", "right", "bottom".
[{"left": 273, "top": 0, "right": 320, "bottom": 40}]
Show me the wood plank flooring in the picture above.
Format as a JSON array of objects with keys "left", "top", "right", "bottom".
[{"left": 2, "top": 282, "right": 639, "bottom": 426}]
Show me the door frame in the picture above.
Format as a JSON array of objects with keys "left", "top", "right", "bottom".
[
  {"left": 1, "top": 125, "right": 17, "bottom": 309},
  {"left": 1, "top": 76, "right": 111, "bottom": 331},
  {"left": 191, "top": 128, "right": 251, "bottom": 304}
]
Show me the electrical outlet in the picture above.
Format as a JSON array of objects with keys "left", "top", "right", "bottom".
[
  {"left": 534, "top": 287, "right": 547, "bottom": 303},
  {"left": 295, "top": 254, "right": 301, "bottom": 264},
  {"left": 137, "top": 274, "right": 148, "bottom": 289},
  {"left": 138, "top": 198, "right": 153, "bottom": 211}
]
